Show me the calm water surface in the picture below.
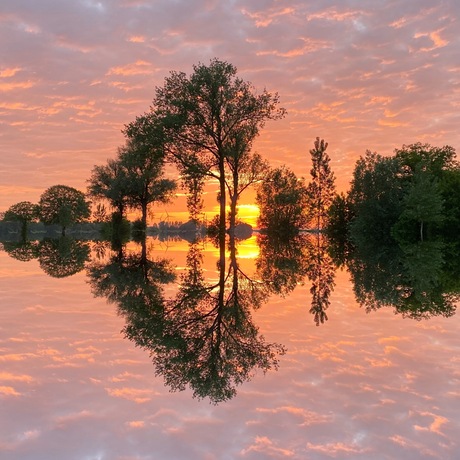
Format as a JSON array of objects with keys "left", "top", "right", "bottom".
[{"left": 0, "top": 236, "right": 459, "bottom": 460}]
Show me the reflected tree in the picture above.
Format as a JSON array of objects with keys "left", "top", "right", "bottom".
[
  {"left": 88, "top": 229, "right": 285, "bottom": 403},
  {"left": 347, "top": 238, "right": 458, "bottom": 320},
  {"left": 87, "top": 237, "right": 175, "bottom": 306},
  {"left": 149, "top": 236, "right": 283, "bottom": 403},
  {"left": 256, "top": 233, "right": 310, "bottom": 296},
  {"left": 38, "top": 237, "right": 90, "bottom": 278},
  {"left": 304, "top": 233, "right": 336, "bottom": 326},
  {"left": 2, "top": 240, "right": 40, "bottom": 262}
]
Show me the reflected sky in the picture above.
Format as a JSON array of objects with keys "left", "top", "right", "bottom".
[{"left": 1, "top": 243, "right": 459, "bottom": 459}]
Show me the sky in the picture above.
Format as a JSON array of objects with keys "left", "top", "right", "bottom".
[{"left": 1, "top": 0, "right": 459, "bottom": 215}]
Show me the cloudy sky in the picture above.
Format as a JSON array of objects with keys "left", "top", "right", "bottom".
[{"left": 1, "top": 0, "right": 459, "bottom": 212}]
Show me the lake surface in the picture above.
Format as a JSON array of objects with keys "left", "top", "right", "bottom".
[{"left": 1, "top": 235, "right": 459, "bottom": 460}]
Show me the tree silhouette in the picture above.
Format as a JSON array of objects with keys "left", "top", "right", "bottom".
[
  {"left": 307, "top": 137, "right": 336, "bottom": 230},
  {"left": 347, "top": 237, "right": 458, "bottom": 320},
  {"left": 125, "top": 59, "right": 285, "bottom": 242},
  {"left": 147, "top": 237, "right": 283, "bottom": 403},
  {"left": 3, "top": 201, "right": 40, "bottom": 238},
  {"left": 88, "top": 229, "right": 284, "bottom": 403},
  {"left": 38, "top": 237, "right": 90, "bottom": 278},
  {"left": 256, "top": 233, "right": 310, "bottom": 296},
  {"left": 304, "top": 233, "right": 336, "bottom": 326},
  {"left": 119, "top": 139, "right": 176, "bottom": 229},
  {"left": 39, "top": 185, "right": 91, "bottom": 235},
  {"left": 256, "top": 166, "right": 309, "bottom": 236},
  {"left": 2, "top": 240, "right": 40, "bottom": 262},
  {"left": 87, "top": 158, "right": 130, "bottom": 218}
]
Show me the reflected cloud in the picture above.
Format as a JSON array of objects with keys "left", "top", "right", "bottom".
[
  {"left": 0, "top": 386, "right": 21, "bottom": 397},
  {"left": 105, "top": 387, "right": 154, "bottom": 403}
]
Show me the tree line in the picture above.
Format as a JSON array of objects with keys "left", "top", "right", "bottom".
[{"left": 2, "top": 58, "right": 459, "bottom": 248}]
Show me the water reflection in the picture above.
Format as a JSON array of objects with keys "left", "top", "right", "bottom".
[
  {"left": 86, "top": 235, "right": 285, "bottom": 403},
  {"left": 3, "top": 237, "right": 90, "bottom": 278},
  {"left": 1, "top": 228, "right": 458, "bottom": 402},
  {"left": 305, "top": 233, "right": 336, "bottom": 327},
  {"left": 347, "top": 238, "right": 459, "bottom": 319}
]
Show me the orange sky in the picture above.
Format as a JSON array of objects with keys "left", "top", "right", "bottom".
[{"left": 1, "top": 0, "right": 459, "bottom": 217}]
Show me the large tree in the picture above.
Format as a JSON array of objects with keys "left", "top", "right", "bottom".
[
  {"left": 125, "top": 59, "right": 285, "bottom": 240},
  {"left": 306, "top": 137, "right": 336, "bottom": 230},
  {"left": 39, "top": 185, "right": 91, "bottom": 235}
]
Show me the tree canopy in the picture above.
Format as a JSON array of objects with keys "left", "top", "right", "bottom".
[
  {"left": 39, "top": 185, "right": 91, "bottom": 235},
  {"left": 125, "top": 58, "right": 285, "bottom": 236}
]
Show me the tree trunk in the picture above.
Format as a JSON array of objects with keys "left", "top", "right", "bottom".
[
  {"left": 219, "top": 155, "right": 226, "bottom": 251},
  {"left": 141, "top": 200, "right": 148, "bottom": 230}
]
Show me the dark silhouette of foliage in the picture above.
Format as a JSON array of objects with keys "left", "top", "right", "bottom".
[
  {"left": 256, "top": 233, "right": 310, "bottom": 296},
  {"left": 87, "top": 226, "right": 284, "bottom": 404},
  {"left": 2, "top": 240, "right": 40, "bottom": 262},
  {"left": 38, "top": 237, "right": 90, "bottom": 278},
  {"left": 146, "top": 237, "right": 283, "bottom": 403},
  {"left": 307, "top": 137, "right": 336, "bottom": 230},
  {"left": 304, "top": 233, "right": 336, "bottom": 326},
  {"left": 256, "top": 166, "right": 308, "bottom": 236},
  {"left": 347, "top": 237, "right": 458, "bottom": 320},
  {"left": 119, "top": 139, "right": 176, "bottom": 229},
  {"left": 348, "top": 151, "right": 403, "bottom": 246},
  {"left": 4, "top": 201, "right": 40, "bottom": 238},
  {"left": 87, "top": 159, "right": 130, "bottom": 218},
  {"left": 125, "top": 59, "right": 285, "bottom": 240},
  {"left": 39, "top": 185, "right": 91, "bottom": 235}
]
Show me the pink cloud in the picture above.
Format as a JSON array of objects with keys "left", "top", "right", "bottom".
[{"left": 241, "top": 436, "right": 295, "bottom": 457}]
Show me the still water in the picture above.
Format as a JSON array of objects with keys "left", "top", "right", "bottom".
[{"left": 0, "top": 235, "right": 459, "bottom": 460}]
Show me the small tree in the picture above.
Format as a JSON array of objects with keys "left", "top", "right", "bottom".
[
  {"left": 87, "top": 158, "right": 130, "bottom": 218},
  {"left": 392, "top": 168, "right": 444, "bottom": 242},
  {"left": 39, "top": 185, "right": 91, "bottom": 235},
  {"left": 256, "top": 166, "right": 308, "bottom": 235},
  {"left": 4, "top": 201, "right": 40, "bottom": 237},
  {"left": 119, "top": 139, "right": 177, "bottom": 229},
  {"left": 306, "top": 137, "right": 336, "bottom": 230}
]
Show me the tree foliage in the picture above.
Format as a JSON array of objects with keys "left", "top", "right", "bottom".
[
  {"left": 125, "top": 59, "right": 285, "bottom": 235},
  {"left": 39, "top": 185, "right": 91, "bottom": 235},
  {"left": 256, "top": 166, "right": 308, "bottom": 235},
  {"left": 119, "top": 139, "right": 176, "bottom": 228},
  {"left": 87, "top": 158, "right": 130, "bottom": 217},
  {"left": 3, "top": 201, "right": 40, "bottom": 237},
  {"left": 306, "top": 137, "right": 336, "bottom": 230},
  {"left": 4, "top": 201, "right": 40, "bottom": 224}
]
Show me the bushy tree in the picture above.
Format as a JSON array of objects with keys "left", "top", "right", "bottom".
[
  {"left": 87, "top": 158, "right": 130, "bottom": 218},
  {"left": 392, "top": 168, "right": 444, "bottom": 242},
  {"left": 256, "top": 166, "right": 308, "bottom": 235},
  {"left": 4, "top": 201, "right": 40, "bottom": 237},
  {"left": 348, "top": 151, "right": 403, "bottom": 246},
  {"left": 39, "top": 185, "right": 91, "bottom": 235}
]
